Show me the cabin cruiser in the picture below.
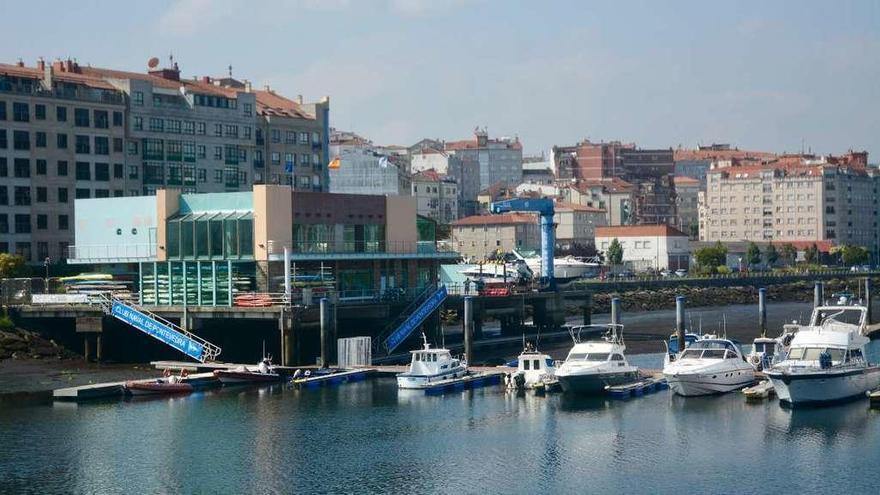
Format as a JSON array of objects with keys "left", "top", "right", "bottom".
[
  {"left": 663, "top": 336, "right": 755, "bottom": 396},
  {"left": 765, "top": 304, "right": 880, "bottom": 406},
  {"left": 512, "top": 249, "right": 599, "bottom": 283},
  {"left": 397, "top": 335, "right": 468, "bottom": 389},
  {"left": 555, "top": 324, "right": 640, "bottom": 394},
  {"left": 507, "top": 342, "right": 557, "bottom": 391},
  {"left": 747, "top": 323, "right": 799, "bottom": 371}
]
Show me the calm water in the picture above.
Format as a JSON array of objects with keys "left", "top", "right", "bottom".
[{"left": 3, "top": 351, "right": 880, "bottom": 495}]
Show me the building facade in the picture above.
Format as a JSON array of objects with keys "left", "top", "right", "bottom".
[
  {"left": 554, "top": 202, "right": 607, "bottom": 250},
  {"left": 595, "top": 225, "right": 690, "bottom": 271},
  {"left": 411, "top": 170, "right": 458, "bottom": 224},
  {"left": 445, "top": 128, "right": 522, "bottom": 191},
  {"left": 450, "top": 213, "right": 541, "bottom": 260},
  {"left": 673, "top": 175, "right": 700, "bottom": 239}
]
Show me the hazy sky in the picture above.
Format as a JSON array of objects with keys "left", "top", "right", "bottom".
[{"left": 2, "top": 0, "right": 878, "bottom": 158}]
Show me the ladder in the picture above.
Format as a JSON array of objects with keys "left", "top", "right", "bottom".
[
  {"left": 97, "top": 294, "right": 222, "bottom": 363},
  {"left": 376, "top": 285, "right": 448, "bottom": 355}
]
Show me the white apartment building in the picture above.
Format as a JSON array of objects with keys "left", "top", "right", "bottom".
[
  {"left": 595, "top": 225, "right": 690, "bottom": 271},
  {"left": 411, "top": 170, "right": 458, "bottom": 224},
  {"left": 554, "top": 202, "right": 607, "bottom": 249}
]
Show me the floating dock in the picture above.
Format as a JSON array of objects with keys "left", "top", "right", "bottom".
[
  {"left": 292, "top": 369, "right": 374, "bottom": 389},
  {"left": 53, "top": 372, "right": 219, "bottom": 401},
  {"left": 606, "top": 375, "right": 668, "bottom": 399},
  {"left": 422, "top": 371, "right": 505, "bottom": 396}
]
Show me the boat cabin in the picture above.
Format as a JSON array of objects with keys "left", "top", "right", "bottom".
[
  {"left": 518, "top": 352, "right": 554, "bottom": 373},
  {"left": 678, "top": 339, "right": 744, "bottom": 361},
  {"left": 667, "top": 333, "right": 700, "bottom": 354},
  {"left": 408, "top": 348, "right": 460, "bottom": 376},
  {"left": 565, "top": 342, "right": 627, "bottom": 365}
]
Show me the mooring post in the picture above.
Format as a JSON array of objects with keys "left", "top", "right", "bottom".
[
  {"left": 583, "top": 293, "right": 593, "bottom": 326},
  {"left": 865, "top": 277, "right": 873, "bottom": 325},
  {"left": 611, "top": 297, "right": 621, "bottom": 327},
  {"left": 279, "top": 307, "right": 291, "bottom": 367},
  {"left": 758, "top": 287, "right": 767, "bottom": 337},
  {"left": 320, "top": 297, "right": 330, "bottom": 368},
  {"left": 814, "top": 281, "right": 824, "bottom": 309},
  {"left": 675, "top": 295, "right": 686, "bottom": 353},
  {"left": 83, "top": 335, "right": 91, "bottom": 362},
  {"left": 95, "top": 334, "right": 103, "bottom": 362},
  {"left": 463, "top": 296, "right": 474, "bottom": 364}
]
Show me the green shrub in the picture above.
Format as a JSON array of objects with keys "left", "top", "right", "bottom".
[
  {"left": 0, "top": 311, "right": 13, "bottom": 330},
  {"left": 716, "top": 265, "right": 732, "bottom": 275}
]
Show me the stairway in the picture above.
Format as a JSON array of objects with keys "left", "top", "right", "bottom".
[
  {"left": 98, "top": 295, "right": 222, "bottom": 363},
  {"left": 377, "top": 285, "right": 448, "bottom": 355}
]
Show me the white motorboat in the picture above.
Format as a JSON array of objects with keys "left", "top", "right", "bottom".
[
  {"left": 507, "top": 343, "right": 557, "bottom": 391},
  {"left": 765, "top": 304, "right": 880, "bottom": 406},
  {"left": 512, "top": 249, "right": 600, "bottom": 283},
  {"left": 397, "top": 335, "right": 468, "bottom": 389},
  {"left": 747, "top": 323, "right": 799, "bottom": 370},
  {"left": 556, "top": 324, "right": 640, "bottom": 394},
  {"left": 459, "top": 262, "right": 528, "bottom": 284},
  {"left": 663, "top": 336, "right": 755, "bottom": 396}
]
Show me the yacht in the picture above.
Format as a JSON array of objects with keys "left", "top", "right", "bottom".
[
  {"left": 507, "top": 343, "right": 557, "bottom": 391},
  {"left": 747, "top": 323, "right": 798, "bottom": 371},
  {"left": 555, "top": 324, "right": 640, "bottom": 394},
  {"left": 765, "top": 304, "right": 880, "bottom": 406},
  {"left": 663, "top": 336, "right": 755, "bottom": 396},
  {"left": 512, "top": 249, "right": 600, "bottom": 283},
  {"left": 397, "top": 335, "right": 468, "bottom": 389}
]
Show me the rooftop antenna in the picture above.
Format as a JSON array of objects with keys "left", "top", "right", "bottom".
[{"left": 228, "top": 64, "right": 233, "bottom": 77}]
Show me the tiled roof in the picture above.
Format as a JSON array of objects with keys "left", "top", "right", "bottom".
[
  {"left": 254, "top": 90, "right": 314, "bottom": 119},
  {"left": 674, "top": 148, "right": 777, "bottom": 161},
  {"left": 0, "top": 62, "right": 118, "bottom": 91},
  {"left": 451, "top": 213, "right": 537, "bottom": 226},
  {"left": 413, "top": 169, "right": 442, "bottom": 182},
  {"left": 673, "top": 176, "right": 700, "bottom": 185},
  {"left": 80, "top": 66, "right": 241, "bottom": 97},
  {"left": 554, "top": 201, "right": 606, "bottom": 213},
  {"left": 595, "top": 224, "right": 688, "bottom": 238}
]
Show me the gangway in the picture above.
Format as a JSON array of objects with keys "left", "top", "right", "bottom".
[
  {"left": 97, "top": 294, "right": 222, "bottom": 363},
  {"left": 376, "top": 285, "right": 448, "bottom": 355}
]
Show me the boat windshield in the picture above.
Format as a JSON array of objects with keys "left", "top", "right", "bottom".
[
  {"left": 568, "top": 353, "right": 608, "bottom": 362},
  {"left": 680, "top": 348, "right": 727, "bottom": 359},
  {"left": 787, "top": 347, "right": 846, "bottom": 362},
  {"left": 680, "top": 349, "right": 702, "bottom": 359}
]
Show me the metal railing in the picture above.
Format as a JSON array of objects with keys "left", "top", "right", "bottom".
[
  {"left": 267, "top": 240, "right": 457, "bottom": 256},
  {"left": 68, "top": 243, "right": 157, "bottom": 261}
]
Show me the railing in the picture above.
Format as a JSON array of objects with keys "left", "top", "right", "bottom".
[
  {"left": 374, "top": 284, "right": 441, "bottom": 354},
  {"left": 267, "top": 240, "right": 458, "bottom": 256},
  {"left": 68, "top": 243, "right": 157, "bottom": 261},
  {"left": 0, "top": 83, "right": 125, "bottom": 105}
]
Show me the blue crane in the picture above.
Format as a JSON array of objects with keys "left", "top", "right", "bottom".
[{"left": 489, "top": 198, "right": 555, "bottom": 288}]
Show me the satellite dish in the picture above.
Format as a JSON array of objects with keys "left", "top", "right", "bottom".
[{"left": 147, "top": 57, "right": 160, "bottom": 69}]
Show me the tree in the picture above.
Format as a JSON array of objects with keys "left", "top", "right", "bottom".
[
  {"left": 746, "top": 242, "right": 762, "bottom": 268},
  {"left": 805, "top": 243, "right": 819, "bottom": 264},
  {"left": 780, "top": 243, "right": 797, "bottom": 266},
  {"left": 765, "top": 243, "right": 779, "bottom": 267},
  {"left": 607, "top": 238, "right": 624, "bottom": 265},
  {"left": 841, "top": 245, "right": 870, "bottom": 266},
  {"left": 694, "top": 241, "right": 728, "bottom": 272},
  {"left": 0, "top": 254, "right": 29, "bottom": 279}
]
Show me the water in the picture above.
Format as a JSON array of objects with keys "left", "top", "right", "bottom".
[{"left": 2, "top": 358, "right": 880, "bottom": 495}]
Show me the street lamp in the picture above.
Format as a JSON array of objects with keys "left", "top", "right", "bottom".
[{"left": 44, "top": 257, "right": 51, "bottom": 294}]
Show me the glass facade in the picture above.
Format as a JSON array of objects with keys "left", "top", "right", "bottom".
[
  {"left": 167, "top": 212, "right": 254, "bottom": 260},
  {"left": 140, "top": 260, "right": 252, "bottom": 306},
  {"left": 292, "top": 223, "right": 385, "bottom": 253}
]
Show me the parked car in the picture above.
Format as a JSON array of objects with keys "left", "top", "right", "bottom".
[{"left": 674, "top": 269, "right": 687, "bottom": 277}]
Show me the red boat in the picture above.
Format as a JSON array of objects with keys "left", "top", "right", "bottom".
[
  {"left": 213, "top": 359, "right": 282, "bottom": 385},
  {"left": 124, "top": 379, "right": 194, "bottom": 396}
]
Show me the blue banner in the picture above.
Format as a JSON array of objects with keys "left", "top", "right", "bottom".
[
  {"left": 384, "top": 285, "right": 448, "bottom": 353},
  {"left": 111, "top": 301, "right": 204, "bottom": 361}
]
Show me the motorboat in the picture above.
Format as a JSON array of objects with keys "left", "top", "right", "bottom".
[
  {"left": 125, "top": 370, "right": 193, "bottom": 396},
  {"left": 747, "top": 323, "right": 800, "bottom": 370},
  {"left": 555, "top": 324, "right": 640, "bottom": 394},
  {"left": 507, "top": 342, "right": 557, "bottom": 391},
  {"left": 666, "top": 332, "right": 701, "bottom": 354},
  {"left": 513, "top": 249, "right": 600, "bottom": 283},
  {"left": 663, "top": 336, "right": 755, "bottom": 396},
  {"left": 459, "top": 262, "right": 526, "bottom": 284},
  {"left": 765, "top": 304, "right": 880, "bottom": 406},
  {"left": 397, "top": 335, "right": 468, "bottom": 389},
  {"left": 214, "top": 358, "right": 282, "bottom": 385}
]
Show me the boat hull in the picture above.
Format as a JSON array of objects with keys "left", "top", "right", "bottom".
[
  {"left": 397, "top": 367, "right": 468, "bottom": 389},
  {"left": 557, "top": 370, "right": 639, "bottom": 394},
  {"left": 213, "top": 370, "right": 282, "bottom": 385},
  {"left": 124, "top": 381, "right": 194, "bottom": 396},
  {"left": 664, "top": 371, "right": 755, "bottom": 396},
  {"left": 767, "top": 366, "right": 880, "bottom": 406}
]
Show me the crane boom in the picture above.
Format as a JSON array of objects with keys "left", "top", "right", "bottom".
[{"left": 489, "top": 198, "right": 555, "bottom": 286}]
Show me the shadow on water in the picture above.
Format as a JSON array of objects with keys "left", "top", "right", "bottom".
[
  {"left": 766, "top": 400, "right": 872, "bottom": 438},
  {"left": 557, "top": 393, "right": 614, "bottom": 412}
]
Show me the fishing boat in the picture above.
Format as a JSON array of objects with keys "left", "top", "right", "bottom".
[
  {"left": 663, "top": 335, "right": 755, "bottom": 396},
  {"left": 555, "top": 324, "right": 640, "bottom": 394},
  {"left": 507, "top": 342, "right": 558, "bottom": 391},
  {"left": 397, "top": 334, "right": 468, "bottom": 389},
  {"left": 765, "top": 303, "right": 880, "bottom": 406},
  {"left": 214, "top": 358, "right": 282, "bottom": 385}
]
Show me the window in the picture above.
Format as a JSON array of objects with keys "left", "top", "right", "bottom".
[
  {"left": 57, "top": 133, "right": 68, "bottom": 149},
  {"left": 14, "top": 159, "right": 30, "bottom": 178},
  {"left": 134, "top": 116, "right": 143, "bottom": 130},
  {"left": 95, "top": 189, "right": 110, "bottom": 198},
  {"left": 76, "top": 162, "right": 90, "bottom": 180},
  {"left": 74, "top": 108, "right": 90, "bottom": 127},
  {"left": 128, "top": 141, "right": 138, "bottom": 155},
  {"left": 13, "top": 102, "right": 29, "bottom": 122},
  {"left": 243, "top": 126, "right": 251, "bottom": 139},
  {"left": 14, "top": 214, "right": 31, "bottom": 233},
  {"left": 36, "top": 160, "right": 46, "bottom": 175},
  {"left": 128, "top": 165, "right": 139, "bottom": 179},
  {"left": 243, "top": 103, "right": 253, "bottom": 116},
  {"left": 15, "top": 241, "right": 31, "bottom": 261},
  {"left": 94, "top": 163, "right": 109, "bottom": 181},
  {"left": 196, "top": 122, "right": 206, "bottom": 135},
  {"left": 0, "top": 214, "right": 6, "bottom": 233},
  {"left": 0, "top": 130, "right": 5, "bottom": 149},
  {"left": 35, "top": 104, "right": 46, "bottom": 120},
  {"left": 198, "top": 169, "right": 207, "bottom": 182},
  {"left": 0, "top": 187, "right": 6, "bottom": 205},
  {"left": 113, "top": 111, "right": 123, "bottom": 126},
  {"left": 271, "top": 152, "right": 280, "bottom": 164},
  {"left": 75, "top": 135, "right": 90, "bottom": 154},
  {"left": 225, "top": 124, "right": 238, "bottom": 138},
  {"left": 94, "top": 136, "right": 109, "bottom": 155},
  {"left": 133, "top": 91, "right": 144, "bottom": 106},
  {"left": 113, "top": 190, "right": 124, "bottom": 197},
  {"left": 34, "top": 132, "right": 46, "bottom": 148},
  {"left": 197, "top": 145, "right": 206, "bottom": 158},
  {"left": 36, "top": 187, "right": 47, "bottom": 203},
  {"left": 183, "top": 121, "right": 194, "bottom": 134},
  {"left": 153, "top": 94, "right": 161, "bottom": 107},
  {"left": 57, "top": 161, "right": 68, "bottom": 176},
  {"left": 14, "top": 186, "right": 31, "bottom": 205},
  {"left": 56, "top": 106, "right": 67, "bottom": 121},
  {"left": 112, "top": 137, "right": 123, "bottom": 153},
  {"left": 214, "top": 146, "right": 222, "bottom": 159},
  {"left": 272, "top": 129, "right": 281, "bottom": 143},
  {"left": 149, "top": 117, "right": 164, "bottom": 132},
  {"left": 167, "top": 119, "right": 181, "bottom": 133},
  {"left": 143, "top": 139, "right": 164, "bottom": 160},
  {"left": 299, "top": 132, "right": 309, "bottom": 144},
  {"left": 300, "top": 154, "right": 310, "bottom": 165},
  {"left": 94, "top": 110, "right": 109, "bottom": 128},
  {"left": 113, "top": 163, "right": 123, "bottom": 179},
  {"left": 37, "top": 214, "right": 47, "bottom": 230},
  {"left": 214, "top": 124, "right": 222, "bottom": 137},
  {"left": 58, "top": 188, "right": 68, "bottom": 203},
  {"left": 0, "top": 101, "right": 6, "bottom": 120},
  {"left": 214, "top": 170, "right": 223, "bottom": 183},
  {"left": 13, "top": 130, "right": 30, "bottom": 150}
]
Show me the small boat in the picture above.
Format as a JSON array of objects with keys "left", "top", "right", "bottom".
[
  {"left": 747, "top": 323, "right": 799, "bottom": 370},
  {"left": 765, "top": 303, "right": 880, "bottom": 406},
  {"left": 663, "top": 335, "right": 755, "bottom": 396},
  {"left": 742, "top": 380, "right": 775, "bottom": 401},
  {"left": 507, "top": 342, "right": 558, "bottom": 391},
  {"left": 397, "top": 334, "right": 468, "bottom": 389},
  {"left": 125, "top": 372, "right": 194, "bottom": 396},
  {"left": 214, "top": 358, "right": 282, "bottom": 385},
  {"left": 555, "top": 324, "right": 640, "bottom": 394}
]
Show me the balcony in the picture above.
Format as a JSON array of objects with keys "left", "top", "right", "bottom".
[
  {"left": 0, "top": 82, "right": 125, "bottom": 105},
  {"left": 68, "top": 243, "right": 157, "bottom": 264},
  {"left": 266, "top": 240, "right": 459, "bottom": 261}
]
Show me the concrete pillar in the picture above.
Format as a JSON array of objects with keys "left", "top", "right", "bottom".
[
  {"left": 279, "top": 308, "right": 292, "bottom": 366},
  {"left": 463, "top": 296, "right": 473, "bottom": 364},
  {"left": 283, "top": 246, "right": 291, "bottom": 300},
  {"left": 83, "top": 335, "right": 91, "bottom": 362},
  {"left": 675, "top": 296, "right": 685, "bottom": 353},
  {"left": 814, "top": 281, "right": 824, "bottom": 309},
  {"left": 758, "top": 287, "right": 767, "bottom": 337},
  {"left": 96, "top": 335, "right": 103, "bottom": 361},
  {"left": 866, "top": 277, "right": 873, "bottom": 325},
  {"left": 320, "top": 298, "right": 330, "bottom": 367},
  {"left": 610, "top": 297, "right": 621, "bottom": 327},
  {"left": 583, "top": 293, "right": 592, "bottom": 326}
]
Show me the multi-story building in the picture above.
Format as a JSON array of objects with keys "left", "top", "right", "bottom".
[
  {"left": 450, "top": 213, "right": 540, "bottom": 260},
  {"left": 410, "top": 146, "right": 478, "bottom": 217},
  {"left": 411, "top": 169, "right": 458, "bottom": 224},
  {"left": 554, "top": 202, "right": 607, "bottom": 250},
  {"left": 674, "top": 144, "right": 776, "bottom": 187},
  {"left": 1, "top": 59, "right": 129, "bottom": 262},
  {"left": 673, "top": 175, "right": 700, "bottom": 239},
  {"left": 328, "top": 132, "right": 410, "bottom": 196},
  {"left": 595, "top": 225, "right": 690, "bottom": 271},
  {"left": 445, "top": 128, "right": 522, "bottom": 191},
  {"left": 560, "top": 178, "right": 635, "bottom": 226},
  {"left": 698, "top": 153, "right": 878, "bottom": 253}
]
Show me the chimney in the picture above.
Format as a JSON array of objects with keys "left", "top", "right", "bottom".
[
  {"left": 201, "top": 76, "right": 211, "bottom": 84},
  {"left": 244, "top": 80, "right": 252, "bottom": 93},
  {"left": 36, "top": 57, "right": 45, "bottom": 71},
  {"left": 16, "top": 58, "right": 24, "bottom": 67},
  {"left": 52, "top": 59, "right": 64, "bottom": 72},
  {"left": 43, "top": 63, "right": 54, "bottom": 87},
  {"left": 297, "top": 94, "right": 303, "bottom": 104}
]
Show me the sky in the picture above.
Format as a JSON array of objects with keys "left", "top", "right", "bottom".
[{"left": 2, "top": 0, "right": 878, "bottom": 158}]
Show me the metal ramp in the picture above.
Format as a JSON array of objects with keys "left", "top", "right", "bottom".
[
  {"left": 376, "top": 285, "right": 448, "bottom": 355},
  {"left": 97, "top": 295, "right": 221, "bottom": 363}
]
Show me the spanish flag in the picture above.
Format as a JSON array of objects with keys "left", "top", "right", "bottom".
[{"left": 328, "top": 157, "right": 341, "bottom": 169}]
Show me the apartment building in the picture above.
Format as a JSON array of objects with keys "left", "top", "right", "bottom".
[
  {"left": 328, "top": 131, "right": 410, "bottom": 196},
  {"left": 698, "top": 153, "right": 878, "bottom": 252},
  {"left": 410, "top": 146, "right": 478, "bottom": 217},
  {"left": 560, "top": 178, "right": 635, "bottom": 226},
  {"left": 0, "top": 59, "right": 129, "bottom": 262},
  {"left": 445, "top": 128, "right": 523, "bottom": 191},
  {"left": 554, "top": 202, "right": 607, "bottom": 250},
  {"left": 411, "top": 169, "right": 458, "bottom": 224},
  {"left": 450, "top": 213, "right": 540, "bottom": 260},
  {"left": 595, "top": 225, "right": 690, "bottom": 271},
  {"left": 673, "top": 175, "right": 700, "bottom": 239}
]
